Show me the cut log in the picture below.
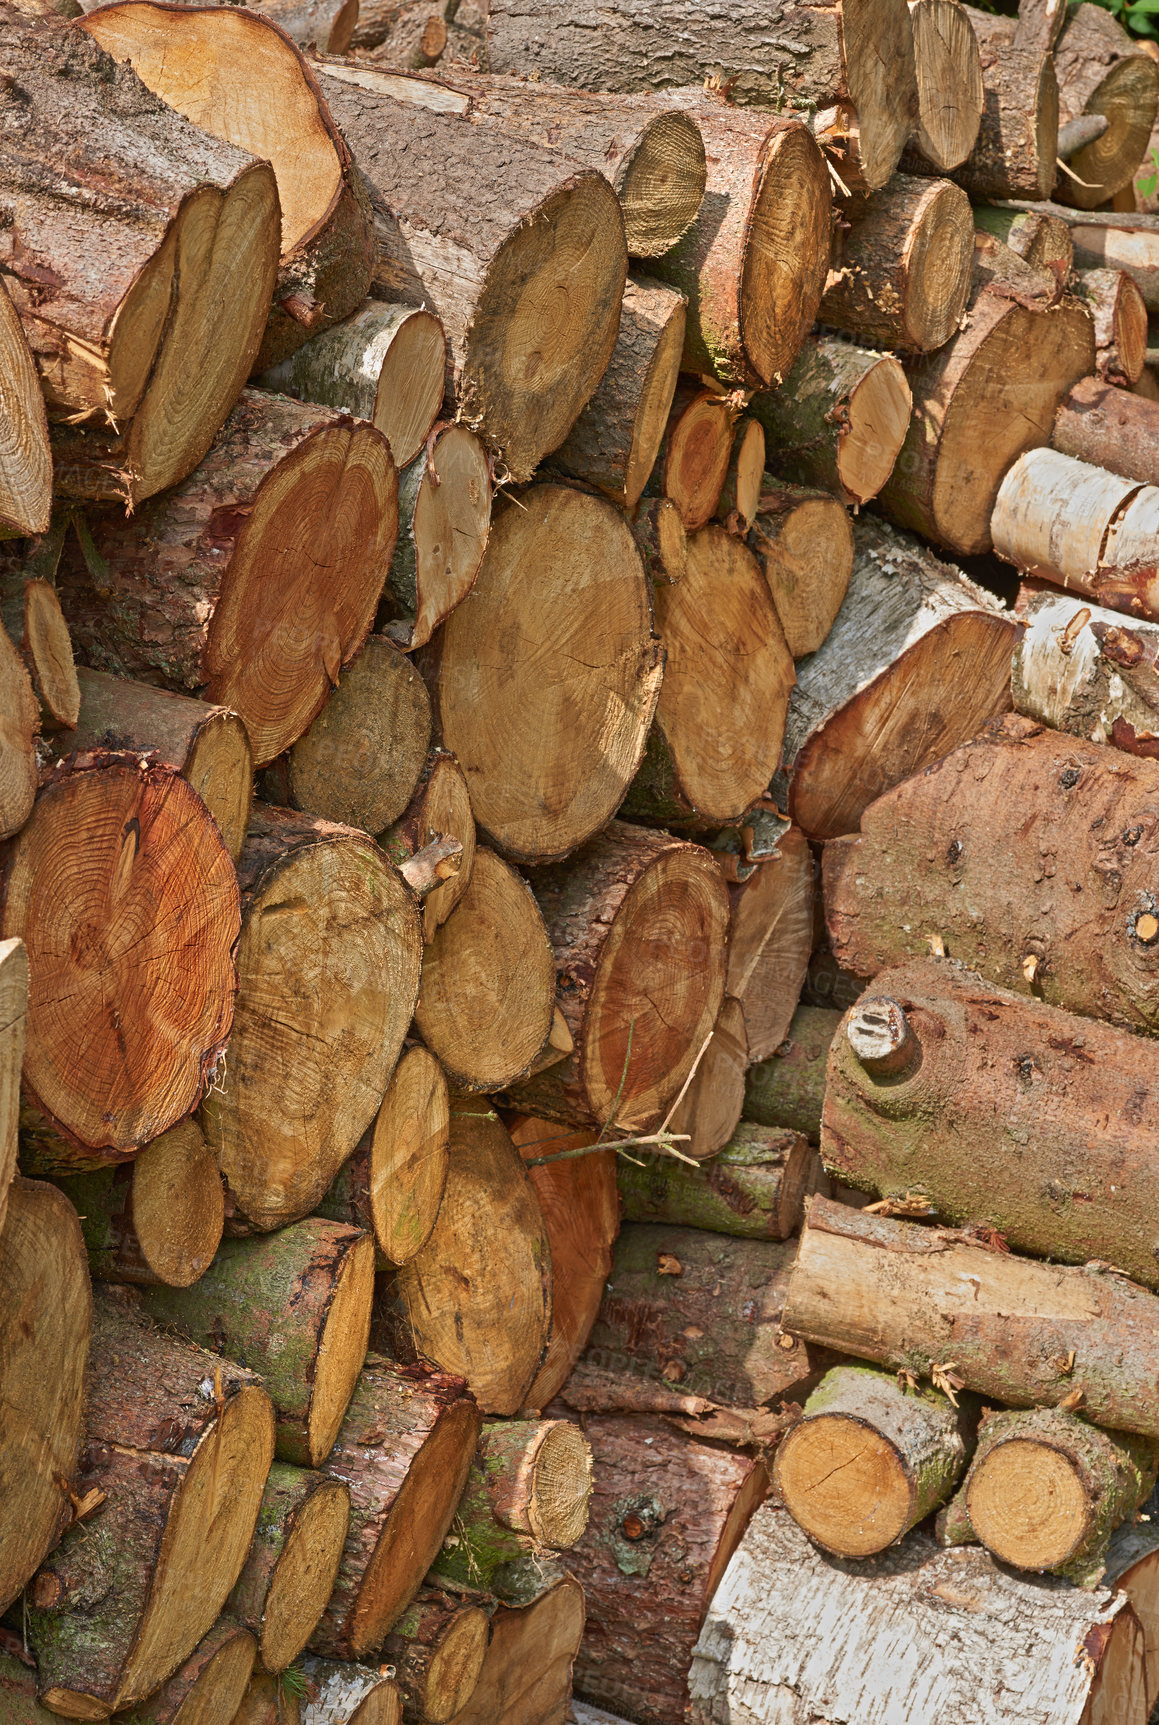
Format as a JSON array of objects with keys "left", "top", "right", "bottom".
[
  {"left": 746, "top": 481, "right": 855, "bottom": 659},
  {"left": 583, "top": 1223, "right": 830, "bottom": 1410},
  {"left": 783, "top": 1197, "right": 1159, "bottom": 1440},
  {"left": 0, "top": 617, "right": 39, "bottom": 840},
  {"left": 228, "top": 1464, "right": 351, "bottom": 1673},
  {"left": 360, "top": 0, "right": 448, "bottom": 68},
  {"left": 0, "top": 1178, "right": 90, "bottom": 1616},
  {"left": 446, "top": 1575, "right": 584, "bottom": 1725},
  {"left": 376, "top": 1100, "right": 551, "bottom": 1416},
  {"left": 508, "top": 1116, "right": 621, "bottom": 1412},
  {"left": 628, "top": 496, "right": 687, "bottom": 586},
  {"left": 298, "top": 1658, "right": 401, "bottom": 1724},
  {"left": 311, "top": 1355, "right": 481, "bottom": 1660},
  {"left": 1053, "top": 373, "right": 1159, "bottom": 483},
  {"left": 744, "top": 1005, "right": 842, "bottom": 1144},
  {"left": 379, "top": 1589, "right": 489, "bottom": 1723},
  {"left": 724, "top": 823, "right": 813, "bottom": 1064},
  {"left": 382, "top": 426, "right": 491, "bottom": 651},
  {"left": 1077, "top": 267, "right": 1148, "bottom": 385},
  {"left": 249, "top": 0, "right": 356, "bottom": 52},
  {"left": 970, "top": 228, "right": 1061, "bottom": 301},
  {"left": 992, "top": 203, "right": 1159, "bottom": 308},
  {"left": 380, "top": 749, "right": 476, "bottom": 940},
  {"left": 282, "top": 636, "right": 431, "bottom": 833},
  {"left": 822, "top": 175, "right": 975, "bottom": 353},
  {"left": 0, "top": 936, "right": 27, "bottom": 1234},
  {"left": 617, "top": 1123, "right": 813, "bottom": 1241},
  {"left": 0, "top": 8, "right": 280, "bottom": 506},
  {"left": 550, "top": 276, "right": 686, "bottom": 512},
  {"left": 879, "top": 284, "right": 1095, "bottom": 554},
  {"left": 56, "top": 391, "right": 398, "bottom": 769},
  {"left": 1054, "top": 3, "right": 1159, "bottom": 210},
  {"left": 974, "top": 202, "right": 1076, "bottom": 274},
  {"left": 200, "top": 806, "right": 422, "bottom": 1232},
  {"left": 564, "top": 1415, "right": 768, "bottom": 1725},
  {"left": 316, "top": 1044, "right": 449, "bottom": 1268},
  {"left": 955, "top": 9, "right": 1059, "bottom": 201},
  {"left": 114, "top": 1619, "right": 257, "bottom": 1725},
  {"left": 0, "top": 273, "right": 50, "bottom": 536},
  {"left": 258, "top": 302, "right": 446, "bottom": 472},
  {"left": 485, "top": 0, "right": 917, "bottom": 194},
  {"left": 70, "top": 668, "right": 252, "bottom": 861},
  {"left": 233, "top": 1672, "right": 304, "bottom": 1725},
  {"left": 505, "top": 822, "right": 730, "bottom": 1134},
  {"left": 0, "top": 570, "right": 78, "bottom": 731},
  {"left": 689, "top": 1500, "right": 1148, "bottom": 1725},
  {"left": 666, "top": 996, "right": 747, "bottom": 1161},
  {"left": 1011, "top": 586, "right": 1159, "bottom": 750},
  {"left": 81, "top": 2, "right": 374, "bottom": 374},
  {"left": 425, "top": 484, "right": 662, "bottom": 864},
  {"left": 774, "top": 517, "right": 1019, "bottom": 842},
  {"left": 413, "top": 848, "right": 555, "bottom": 1093},
  {"left": 651, "top": 383, "right": 736, "bottom": 533},
  {"left": 906, "top": 0, "right": 985, "bottom": 172},
  {"left": 622, "top": 524, "right": 794, "bottom": 827},
  {"left": 715, "top": 418, "right": 765, "bottom": 534},
  {"left": 940, "top": 1407, "right": 1157, "bottom": 1586},
  {"left": 28, "top": 1288, "right": 276, "bottom": 1716},
  {"left": 1106, "top": 1522, "right": 1159, "bottom": 1711},
  {"left": 314, "top": 62, "right": 627, "bottom": 482},
  {"left": 751, "top": 338, "right": 911, "bottom": 509},
  {"left": 3, "top": 755, "right": 238, "bottom": 1159}
]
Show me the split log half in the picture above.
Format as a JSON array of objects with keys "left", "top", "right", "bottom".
[
  {"left": 0, "top": 935, "right": 27, "bottom": 1234},
  {"left": 141, "top": 1218, "right": 375, "bottom": 1466},
  {"left": 378, "top": 424, "right": 490, "bottom": 652},
  {"left": 1011, "top": 586, "right": 1159, "bottom": 750},
  {"left": 974, "top": 202, "right": 1076, "bottom": 274},
  {"left": 0, "top": 1178, "right": 90, "bottom": 1616},
  {"left": 744, "top": 1004, "right": 842, "bottom": 1144},
  {"left": 956, "top": 9, "right": 1059, "bottom": 201},
  {"left": 715, "top": 417, "right": 765, "bottom": 534},
  {"left": 201, "top": 808, "right": 421, "bottom": 1231},
  {"left": 822, "top": 175, "right": 974, "bottom": 353},
  {"left": 314, "top": 61, "right": 627, "bottom": 482},
  {"left": 380, "top": 1588, "right": 489, "bottom": 1723},
  {"left": 1077, "top": 267, "right": 1148, "bottom": 385},
  {"left": 1054, "top": 2, "right": 1159, "bottom": 210},
  {"left": 485, "top": 0, "right": 917, "bottom": 193},
  {"left": 312, "top": 1355, "right": 481, "bottom": 1660},
  {"left": 282, "top": 635, "right": 431, "bottom": 833},
  {"left": 1053, "top": 373, "right": 1159, "bottom": 484},
  {"left": 0, "top": 571, "right": 79, "bottom": 732},
  {"left": 724, "top": 822, "right": 813, "bottom": 1065},
  {"left": 747, "top": 480, "right": 855, "bottom": 659},
  {"left": 70, "top": 667, "right": 252, "bottom": 861},
  {"left": 413, "top": 848, "right": 556, "bottom": 1093},
  {"left": 775, "top": 516, "right": 1019, "bottom": 842},
  {"left": 56, "top": 391, "right": 398, "bottom": 769},
  {"left": 783, "top": 1196, "right": 1159, "bottom": 1440},
  {"left": 508, "top": 1116, "right": 621, "bottom": 1412},
  {"left": 1106, "top": 1522, "right": 1159, "bottom": 1712},
  {"left": 258, "top": 302, "right": 446, "bottom": 472},
  {"left": 906, "top": 0, "right": 985, "bottom": 172},
  {"left": 651, "top": 382, "right": 736, "bottom": 533},
  {"left": 0, "top": 9, "right": 280, "bottom": 506},
  {"left": 621, "top": 524, "right": 794, "bottom": 828},
  {"left": 316, "top": 1044, "right": 449, "bottom": 1267},
  {"left": 564, "top": 1415, "right": 768, "bottom": 1725},
  {"left": 425, "top": 484, "right": 662, "bottom": 865},
  {"left": 297, "top": 1658, "right": 401, "bottom": 1725},
  {"left": 81, "top": 1, "right": 375, "bottom": 373},
  {"left": 988, "top": 203, "right": 1159, "bottom": 307},
  {"left": 506, "top": 822, "right": 730, "bottom": 1134},
  {"left": 879, "top": 283, "right": 1095, "bottom": 554},
  {"left": 377, "top": 1100, "right": 551, "bottom": 1416},
  {"left": 666, "top": 995, "right": 747, "bottom": 1161},
  {"left": 0, "top": 273, "right": 51, "bottom": 536},
  {"left": 380, "top": 749, "right": 476, "bottom": 940},
  {"left": 233, "top": 1672, "right": 304, "bottom": 1725},
  {"left": 114, "top": 1618, "right": 257, "bottom": 1725},
  {"left": 628, "top": 496, "right": 687, "bottom": 586},
  {"left": 228, "top": 1464, "right": 352, "bottom": 1672},
  {"left": 446, "top": 1575, "right": 584, "bottom": 1725},
  {"left": 0, "top": 617, "right": 37, "bottom": 839},
  {"left": 617, "top": 1122, "right": 813, "bottom": 1241},
  {"left": 3, "top": 755, "right": 238, "bottom": 1158},
  {"left": 28, "top": 1288, "right": 276, "bottom": 1715},
  {"left": 550, "top": 275, "right": 686, "bottom": 511},
  {"left": 751, "top": 338, "right": 912, "bottom": 509}
]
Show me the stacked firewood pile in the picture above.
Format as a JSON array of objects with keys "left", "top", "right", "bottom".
[{"left": 5, "top": 0, "right": 1159, "bottom": 1720}]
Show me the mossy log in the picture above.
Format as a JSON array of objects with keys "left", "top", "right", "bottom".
[
  {"left": 617, "top": 1124, "right": 813, "bottom": 1241},
  {"left": 228, "top": 1464, "right": 351, "bottom": 1673},
  {"left": 743, "top": 1005, "right": 842, "bottom": 1145}
]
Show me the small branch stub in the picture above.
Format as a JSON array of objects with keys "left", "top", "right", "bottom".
[{"left": 846, "top": 997, "right": 918, "bottom": 1078}]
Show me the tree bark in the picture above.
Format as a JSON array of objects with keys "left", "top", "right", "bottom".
[
  {"left": 0, "top": 9, "right": 280, "bottom": 507},
  {"left": 715, "top": 417, "right": 765, "bottom": 535},
  {"left": 313, "top": 62, "right": 627, "bottom": 483},
  {"left": 650, "top": 382, "right": 737, "bottom": 533},
  {"left": 1054, "top": 2, "right": 1159, "bottom": 210},
  {"left": 954, "top": 10, "right": 1060, "bottom": 201},
  {"left": 28, "top": 1287, "right": 276, "bottom": 1716},
  {"left": 1012, "top": 586, "right": 1159, "bottom": 750},
  {"left": 380, "top": 1588, "right": 490, "bottom": 1723},
  {"left": 258, "top": 301, "right": 446, "bottom": 473},
  {"left": 774, "top": 1362, "right": 970, "bottom": 1557},
  {"left": 724, "top": 823, "right": 813, "bottom": 1064},
  {"left": 824, "top": 175, "right": 975, "bottom": 353},
  {"left": 445, "top": 1575, "right": 584, "bottom": 1725},
  {"left": 114, "top": 1618, "right": 257, "bottom": 1725},
  {"left": 751, "top": 337, "right": 912, "bottom": 508},
  {"left": 485, "top": 0, "right": 917, "bottom": 193},
  {"left": 550, "top": 276, "right": 686, "bottom": 511},
  {"left": 70, "top": 667, "right": 252, "bottom": 861},
  {"left": 0, "top": 617, "right": 38, "bottom": 841},
  {"left": 0, "top": 273, "right": 50, "bottom": 536},
  {"left": 227, "top": 1464, "right": 351, "bottom": 1674},
  {"left": 297, "top": 1658, "right": 400, "bottom": 1724},
  {"left": 81, "top": 2, "right": 375, "bottom": 374},
  {"left": 746, "top": 480, "right": 855, "bottom": 658},
  {"left": 689, "top": 1499, "right": 1148, "bottom": 1725},
  {"left": 56, "top": 391, "right": 398, "bottom": 770},
  {"left": 504, "top": 822, "right": 730, "bottom": 1134},
  {"left": 879, "top": 283, "right": 1095, "bottom": 554},
  {"left": 199, "top": 806, "right": 422, "bottom": 1232},
  {"left": 974, "top": 202, "right": 1076, "bottom": 274},
  {"left": 380, "top": 749, "right": 476, "bottom": 940},
  {"left": 423, "top": 485, "right": 663, "bottom": 865},
  {"left": 773, "top": 516, "right": 1019, "bottom": 842},
  {"left": 744, "top": 1005, "right": 842, "bottom": 1144},
  {"left": 310, "top": 1355, "right": 481, "bottom": 1661},
  {"left": 666, "top": 995, "right": 748, "bottom": 1160},
  {"left": 906, "top": 0, "right": 985, "bottom": 172},
  {"left": 1077, "top": 267, "right": 1148, "bottom": 385},
  {"left": 381, "top": 426, "right": 491, "bottom": 652},
  {"left": 563, "top": 1415, "right": 768, "bottom": 1725},
  {"left": 376, "top": 1101, "right": 551, "bottom": 1417},
  {"left": 0, "top": 1178, "right": 90, "bottom": 1616},
  {"left": 1053, "top": 373, "right": 1159, "bottom": 483},
  {"left": 0, "top": 936, "right": 27, "bottom": 1235},
  {"left": 783, "top": 1196, "right": 1159, "bottom": 1441},
  {"left": 250, "top": 0, "right": 357, "bottom": 53},
  {"left": 617, "top": 1123, "right": 813, "bottom": 1241}
]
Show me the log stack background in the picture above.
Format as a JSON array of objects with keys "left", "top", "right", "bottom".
[{"left": 6, "top": 0, "right": 1159, "bottom": 1719}]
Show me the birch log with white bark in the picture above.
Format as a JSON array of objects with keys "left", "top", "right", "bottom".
[{"left": 1012, "top": 586, "right": 1159, "bottom": 751}]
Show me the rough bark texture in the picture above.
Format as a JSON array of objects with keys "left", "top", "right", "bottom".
[
  {"left": 955, "top": 9, "right": 1060, "bottom": 200},
  {"left": 823, "top": 175, "right": 975, "bottom": 353},
  {"left": 906, "top": 0, "right": 985, "bottom": 172},
  {"left": 1078, "top": 267, "right": 1148, "bottom": 385},
  {"left": 617, "top": 1123, "right": 813, "bottom": 1241},
  {"left": 114, "top": 1618, "right": 257, "bottom": 1725},
  {"left": 380, "top": 749, "right": 476, "bottom": 940},
  {"left": 0, "top": 935, "right": 27, "bottom": 1235},
  {"left": 446, "top": 1575, "right": 585, "bottom": 1725},
  {"left": 746, "top": 481, "right": 855, "bottom": 660},
  {"left": 227, "top": 1464, "right": 351, "bottom": 1673},
  {"left": 773, "top": 516, "right": 1020, "bottom": 842},
  {"left": 1012, "top": 586, "right": 1159, "bottom": 750},
  {"left": 1054, "top": 2, "right": 1159, "bottom": 210},
  {"left": 1053, "top": 373, "right": 1159, "bottom": 484},
  {"left": 744, "top": 1005, "right": 842, "bottom": 1145}
]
